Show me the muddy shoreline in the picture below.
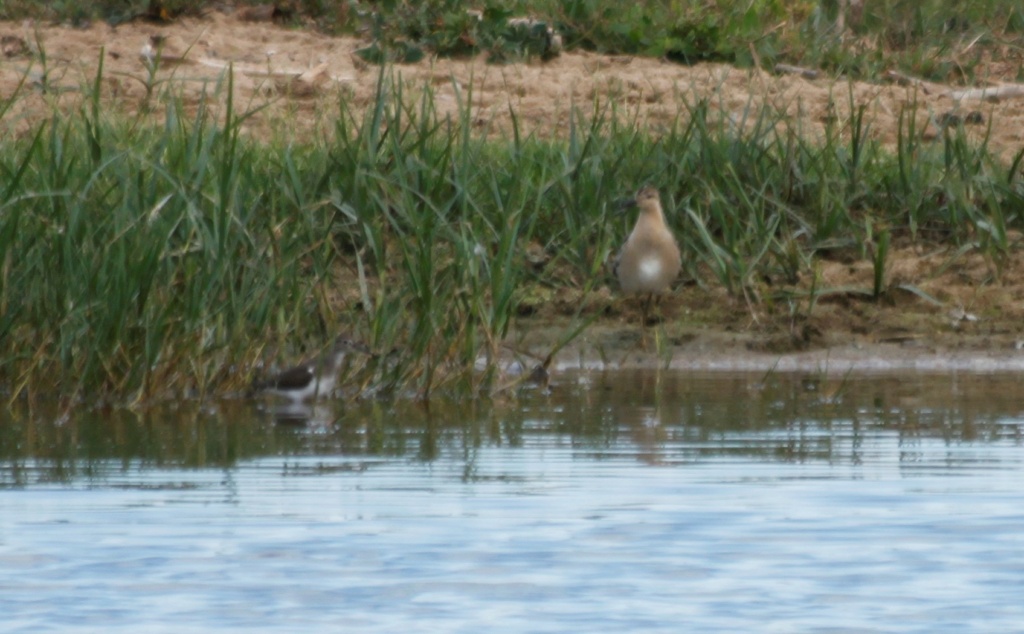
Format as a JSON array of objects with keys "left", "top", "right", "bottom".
[{"left": 511, "top": 315, "right": 1024, "bottom": 376}]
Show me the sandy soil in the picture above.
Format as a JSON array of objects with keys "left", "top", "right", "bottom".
[
  {"left": 5, "top": 9, "right": 1024, "bottom": 373},
  {"left": 4, "top": 10, "right": 1024, "bottom": 152}
]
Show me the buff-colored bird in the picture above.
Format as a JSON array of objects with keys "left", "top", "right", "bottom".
[{"left": 613, "top": 186, "right": 681, "bottom": 325}]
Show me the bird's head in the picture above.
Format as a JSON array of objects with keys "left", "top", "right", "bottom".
[
  {"left": 332, "top": 336, "right": 373, "bottom": 356},
  {"left": 616, "top": 185, "right": 661, "bottom": 213}
]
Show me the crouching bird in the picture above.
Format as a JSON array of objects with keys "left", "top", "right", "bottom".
[{"left": 252, "top": 336, "right": 371, "bottom": 402}]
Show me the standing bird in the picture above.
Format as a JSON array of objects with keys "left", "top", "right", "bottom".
[
  {"left": 614, "top": 186, "right": 682, "bottom": 326},
  {"left": 252, "top": 336, "right": 371, "bottom": 403}
]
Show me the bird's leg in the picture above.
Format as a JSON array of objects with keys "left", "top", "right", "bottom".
[{"left": 639, "top": 293, "right": 653, "bottom": 349}]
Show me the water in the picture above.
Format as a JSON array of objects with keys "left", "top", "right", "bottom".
[{"left": 2, "top": 371, "right": 1024, "bottom": 633}]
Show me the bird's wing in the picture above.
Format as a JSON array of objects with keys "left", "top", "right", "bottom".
[{"left": 265, "top": 365, "right": 315, "bottom": 390}]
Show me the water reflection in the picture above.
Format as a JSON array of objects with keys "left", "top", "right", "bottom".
[
  {"left": 3, "top": 371, "right": 1024, "bottom": 633},
  {"left": 2, "top": 371, "right": 1023, "bottom": 487}
]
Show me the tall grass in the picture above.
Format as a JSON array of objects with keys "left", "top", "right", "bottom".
[
  {"left": 1, "top": 66, "right": 338, "bottom": 404},
  {"left": 1, "top": 55, "right": 1022, "bottom": 405}
]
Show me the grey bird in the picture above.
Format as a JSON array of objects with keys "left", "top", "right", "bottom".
[
  {"left": 252, "top": 336, "right": 372, "bottom": 402},
  {"left": 613, "top": 186, "right": 682, "bottom": 325}
]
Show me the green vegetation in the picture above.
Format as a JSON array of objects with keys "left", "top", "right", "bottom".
[
  {"left": 3, "top": 1, "right": 1023, "bottom": 80},
  {"left": 0, "top": 62, "right": 605, "bottom": 405},
  {"left": 2, "top": 53, "right": 1022, "bottom": 406},
  {"left": 2, "top": 2, "right": 1024, "bottom": 406}
]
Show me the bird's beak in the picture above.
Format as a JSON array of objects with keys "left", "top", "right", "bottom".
[{"left": 615, "top": 197, "right": 638, "bottom": 213}]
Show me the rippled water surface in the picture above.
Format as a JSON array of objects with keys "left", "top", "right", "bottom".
[{"left": 3, "top": 371, "right": 1024, "bottom": 633}]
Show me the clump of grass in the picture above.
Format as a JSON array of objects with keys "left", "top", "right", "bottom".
[
  {"left": 351, "top": 1, "right": 562, "bottom": 64},
  {"left": 326, "top": 70, "right": 581, "bottom": 398},
  {"left": 0, "top": 59, "right": 581, "bottom": 404},
  {"left": 0, "top": 59, "right": 342, "bottom": 404}
]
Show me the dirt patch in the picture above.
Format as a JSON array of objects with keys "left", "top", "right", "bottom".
[
  {"left": 5, "top": 10, "right": 1024, "bottom": 372},
  {"left": 509, "top": 248, "right": 1024, "bottom": 375},
  {"left": 3, "top": 11, "right": 1024, "bottom": 156}
]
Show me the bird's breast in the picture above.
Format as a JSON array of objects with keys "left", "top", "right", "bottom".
[{"left": 638, "top": 256, "right": 664, "bottom": 281}]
